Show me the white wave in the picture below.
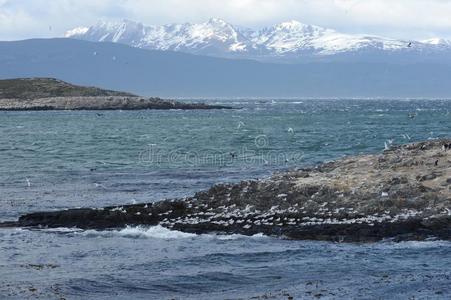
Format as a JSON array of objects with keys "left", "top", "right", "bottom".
[
  {"left": 27, "top": 225, "right": 270, "bottom": 241},
  {"left": 72, "top": 226, "right": 269, "bottom": 241},
  {"left": 36, "top": 227, "right": 84, "bottom": 233},
  {"left": 80, "top": 225, "right": 196, "bottom": 239},
  {"left": 211, "top": 232, "right": 268, "bottom": 240},
  {"left": 121, "top": 225, "right": 197, "bottom": 239}
]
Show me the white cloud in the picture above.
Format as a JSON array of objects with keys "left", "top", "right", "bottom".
[{"left": 1, "top": 0, "right": 451, "bottom": 40}]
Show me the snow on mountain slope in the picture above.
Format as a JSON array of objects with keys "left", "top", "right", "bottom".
[
  {"left": 65, "top": 27, "right": 89, "bottom": 37},
  {"left": 252, "top": 20, "right": 408, "bottom": 55},
  {"left": 65, "top": 18, "right": 450, "bottom": 61},
  {"left": 421, "top": 38, "right": 451, "bottom": 47},
  {"left": 140, "top": 18, "right": 250, "bottom": 54},
  {"left": 66, "top": 18, "right": 251, "bottom": 55}
]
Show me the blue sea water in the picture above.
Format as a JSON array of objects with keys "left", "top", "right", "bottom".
[{"left": 0, "top": 99, "right": 450, "bottom": 299}]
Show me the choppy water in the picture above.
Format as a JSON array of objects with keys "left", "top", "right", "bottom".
[{"left": 1, "top": 99, "right": 450, "bottom": 299}]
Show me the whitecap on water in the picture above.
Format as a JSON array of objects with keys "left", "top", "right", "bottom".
[
  {"left": 79, "top": 225, "right": 196, "bottom": 240},
  {"left": 23, "top": 225, "right": 270, "bottom": 241},
  {"left": 34, "top": 227, "right": 84, "bottom": 234},
  {"left": 209, "top": 232, "right": 267, "bottom": 240},
  {"left": 71, "top": 226, "right": 269, "bottom": 241},
  {"left": 375, "top": 240, "right": 451, "bottom": 249}
]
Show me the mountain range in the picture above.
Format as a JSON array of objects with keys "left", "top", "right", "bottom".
[
  {"left": 66, "top": 18, "right": 451, "bottom": 63},
  {"left": 1, "top": 38, "right": 451, "bottom": 97}
]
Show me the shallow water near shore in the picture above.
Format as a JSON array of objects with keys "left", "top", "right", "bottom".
[
  {"left": 1, "top": 99, "right": 451, "bottom": 299},
  {"left": 1, "top": 227, "right": 450, "bottom": 299}
]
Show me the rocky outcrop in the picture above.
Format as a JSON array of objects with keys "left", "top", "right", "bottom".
[
  {"left": 2, "top": 139, "right": 451, "bottom": 242},
  {"left": 0, "top": 78, "right": 233, "bottom": 110},
  {"left": 0, "top": 96, "right": 233, "bottom": 110}
]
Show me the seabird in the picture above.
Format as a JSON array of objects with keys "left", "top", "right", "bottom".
[
  {"left": 94, "top": 183, "right": 107, "bottom": 189},
  {"left": 384, "top": 139, "right": 393, "bottom": 150},
  {"left": 407, "top": 42, "right": 412, "bottom": 48},
  {"left": 402, "top": 133, "right": 411, "bottom": 140},
  {"left": 435, "top": 160, "right": 439, "bottom": 166}
]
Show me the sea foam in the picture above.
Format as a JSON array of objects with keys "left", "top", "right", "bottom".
[
  {"left": 66, "top": 225, "right": 269, "bottom": 240},
  {"left": 79, "top": 225, "right": 196, "bottom": 239}
]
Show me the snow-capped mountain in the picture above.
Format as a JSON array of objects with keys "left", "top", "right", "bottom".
[
  {"left": 254, "top": 20, "right": 408, "bottom": 55},
  {"left": 65, "top": 18, "right": 451, "bottom": 62},
  {"left": 66, "top": 18, "right": 251, "bottom": 56}
]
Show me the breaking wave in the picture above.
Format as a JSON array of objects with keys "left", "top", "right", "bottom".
[
  {"left": 34, "top": 225, "right": 269, "bottom": 240},
  {"left": 80, "top": 225, "right": 196, "bottom": 239}
]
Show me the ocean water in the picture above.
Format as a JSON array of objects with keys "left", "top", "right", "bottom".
[{"left": 0, "top": 99, "right": 450, "bottom": 299}]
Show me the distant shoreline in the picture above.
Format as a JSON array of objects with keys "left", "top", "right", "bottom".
[
  {"left": 0, "top": 96, "right": 234, "bottom": 111},
  {"left": 0, "top": 78, "right": 234, "bottom": 110}
]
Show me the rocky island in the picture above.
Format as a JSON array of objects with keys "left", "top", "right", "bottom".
[
  {"left": 2, "top": 139, "right": 450, "bottom": 242},
  {"left": 0, "top": 78, "right": 233, "bottom": 110}
]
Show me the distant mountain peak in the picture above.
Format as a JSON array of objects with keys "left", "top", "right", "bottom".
[
  {"left": 64, "top": 26, "right": 89, "bottom": 38},
  {"left": 279, "top": 20, "right": 302, "bottom": 26},
  {"left": 206, "top": 17, "right": 229, "bottom": 26},
  {"left": 275, "top": 20, "right": 320, "bottom": 30}
]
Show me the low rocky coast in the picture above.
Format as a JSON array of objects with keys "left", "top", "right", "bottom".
[{"left": 2, "top": 139, "right": 450, "bottom": 242}]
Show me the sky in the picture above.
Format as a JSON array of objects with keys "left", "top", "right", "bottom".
[{"left": 1, "top": 0, "right": 451, "bottom": 40}]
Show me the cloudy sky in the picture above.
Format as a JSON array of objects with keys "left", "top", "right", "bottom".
[{"left": 1, "top": 0, "right": 451, "bottom": 40}]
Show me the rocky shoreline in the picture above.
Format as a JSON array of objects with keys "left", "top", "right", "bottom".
[
  {"left": 0, "top": 78, "right": 233, "bottom": 110},
  {"left": 2, "top": 139, "right": 450, "bottom": 242},
  {"left": 0, "top": 96, "right": 233, "bottom": 110}
]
